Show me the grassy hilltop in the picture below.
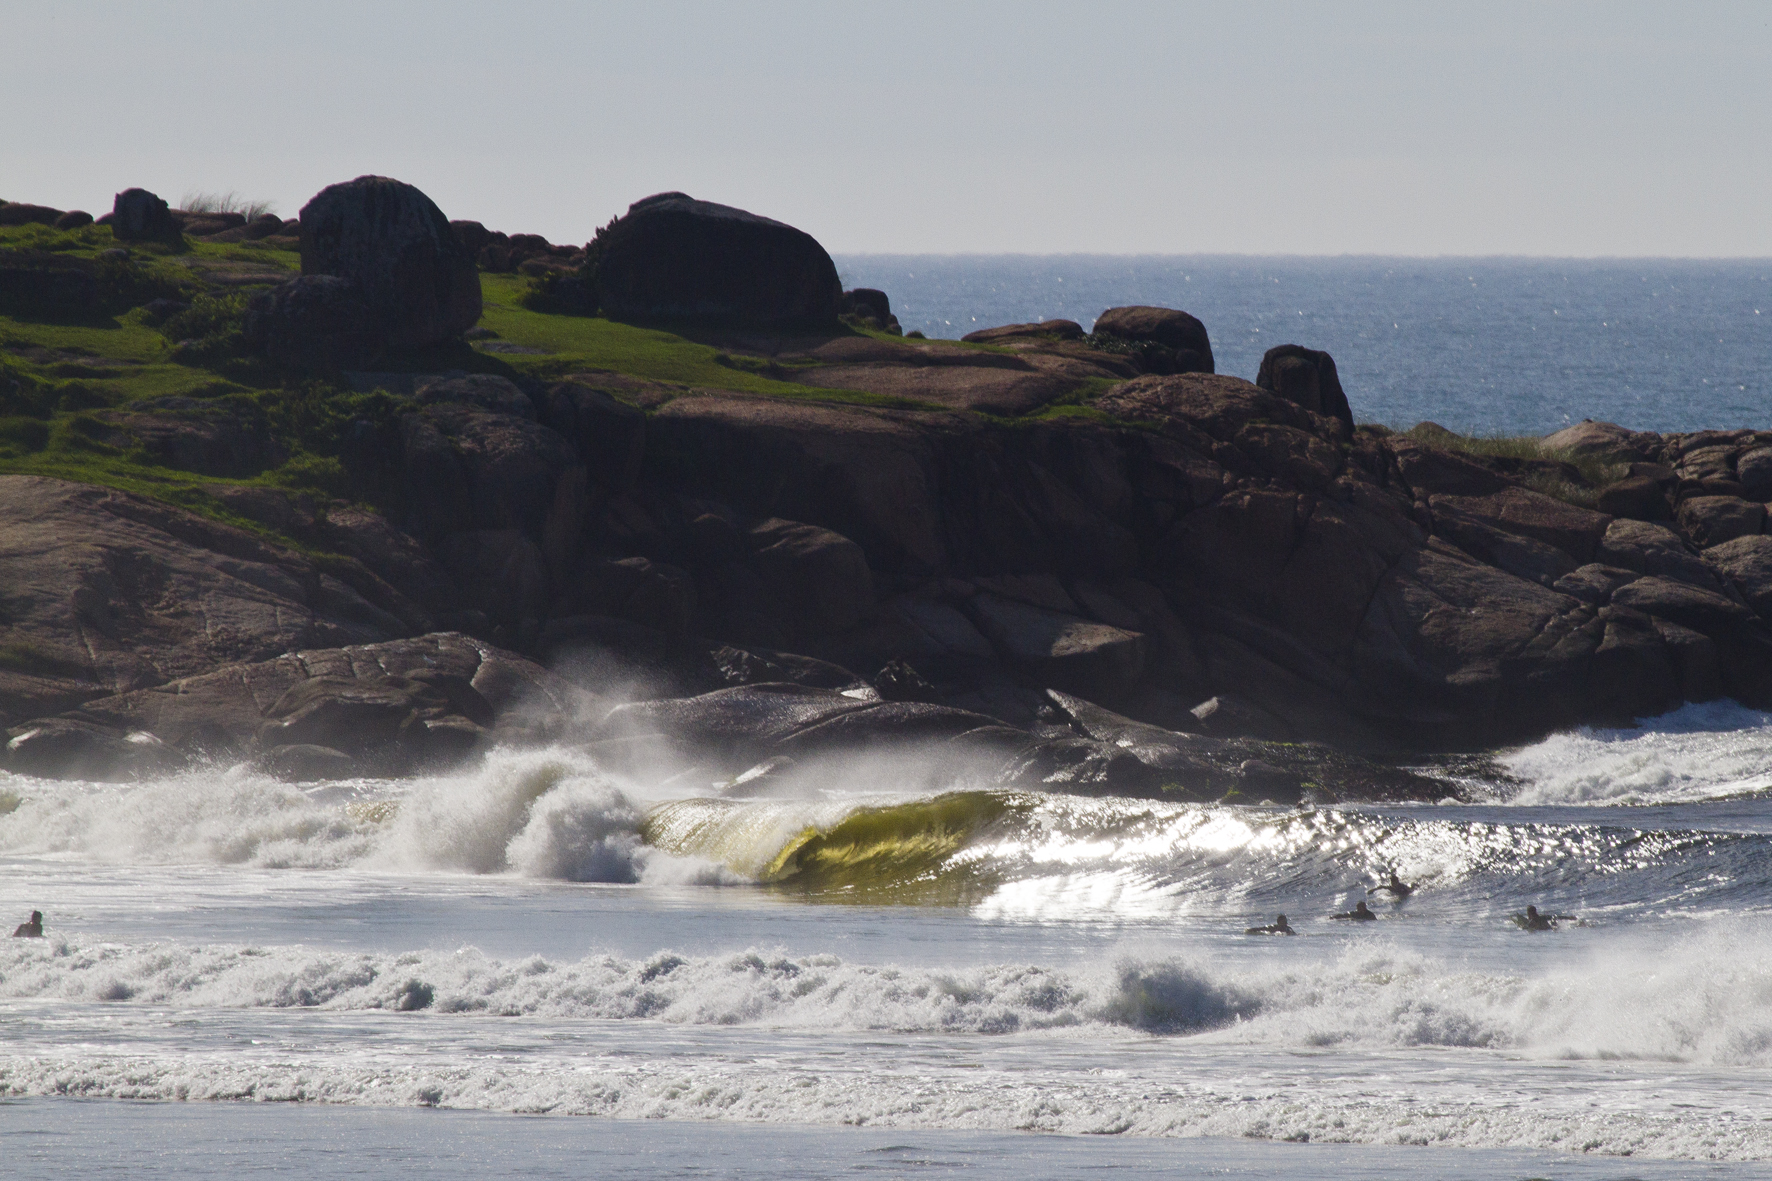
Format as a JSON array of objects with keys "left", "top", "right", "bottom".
[
  {"left": 0, "top": 215, "right": 1620, "bottom": 564},
  {"left": 0, "top": 219, "right": 973, "bottom": 552}
]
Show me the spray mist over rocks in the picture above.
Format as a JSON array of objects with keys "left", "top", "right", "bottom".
[{"left": 0, "top": 747, "right": 732, "bottom": 884}]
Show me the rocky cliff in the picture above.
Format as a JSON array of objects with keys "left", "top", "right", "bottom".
[{"left": 3, "top": 184, "right": 1768, "bottom": 801}]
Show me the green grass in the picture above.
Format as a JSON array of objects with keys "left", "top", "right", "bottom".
[
  {"left": 1403, "top": 422, "right": 1629, "bottom": 508},
  {"left": 476, "top": 274, "right": 949, "bottom": 411},
  {"left": 0, "top": 253, "right": 1145, "bottom": 552}
]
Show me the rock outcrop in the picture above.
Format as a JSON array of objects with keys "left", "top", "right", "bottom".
[
  {"left": 840, "top": 288, "right": 900, "bottom": 333},
  {"left": 1092, "top": 306, "right": 1215, "bottom": 374},
  {"left": 594, "top": 193, "right": 841, "bottom": 328},
  {"left": 0, "top": 204, "right": 65, "bottom": 228},
  {"left": 962, "top": 320, "right": 1085, "bottom": 344},
  {"left": 4, "top": 633, "right": 587, "bottom": 780},
  {"left": 12, "top": 180, "right": 1772, "bottom": 789},
  {"left": 297, "top": 175, "right": 481, "bottom": 348},
  {"left": 0, "top": 475, "right": 419, "bottom": 732},
  {"left": 1256, "top": 344, "right": 1354, "bottom": 432},
  {"left": 110, "top": 188, "right": 178, "bottom": 243},
  {"left": 242, "top": 275, "right": 374, "bottom": 369}
]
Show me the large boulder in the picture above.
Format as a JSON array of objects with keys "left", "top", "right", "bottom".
[
  {"left": 1705, "top": 534, "right": 1772, "bottom": 619},
  {"left": 1737, "top": 448, "right": 1772, "bottom": 501},
  {"left": 1541, "top": 419, "right": 1663, "bottom": 463},
  {"left": 395, "top": 401, "right": 584, "bottom": 547},
  {"left": 839, "top": 288, "right": 898, "bottom": 332},
  {"left": 594, "top": 192, "right": 841, "bottom": 328},
  {"left": 1255, "top": 345, "right": 1353, "bottom": 432},
  {"left": 298, "top": 175, "right": 481, "bottom": 348},
  {"left": 1676, "top": 494, "right": 1764, "bottom": 549},
  {"left": 1595, "top": 474, "right": 1671, "bottom": 521},
  {"left": 110, "top": 188, "right": 178, "bottom": 242},
  {"left": 1596, "top": 518, "right": 1734, "bottom": 594},
  {"left": 1091, "top": 306, "right": 1214, "bottom": 374},
  {"left": 541, "top": 380, "right": 647, "bottom": 493}
]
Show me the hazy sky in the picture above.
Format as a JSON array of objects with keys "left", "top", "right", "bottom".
[{"left": 7, "top": 2, "right": 1770, "bottom": 255}]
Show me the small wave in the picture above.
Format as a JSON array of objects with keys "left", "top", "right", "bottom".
[{"left": 1503, "top": 699, "right": 1772, "bottom": 806}]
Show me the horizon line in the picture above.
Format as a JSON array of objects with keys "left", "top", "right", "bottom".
[{"left": 827, "top": 251, "right": 1772, "bottom": 262}]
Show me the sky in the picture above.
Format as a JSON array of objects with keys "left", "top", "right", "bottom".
[{"left": 5, "top": 1, "right": 1771, "bottom": 256}]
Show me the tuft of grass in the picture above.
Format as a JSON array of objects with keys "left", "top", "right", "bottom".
[
  {"left": 1404, "top": 423, "right": 1629, "bottom": 508},
  {"left": 179, "top": 191, "right": 277, "bottom": 220}
]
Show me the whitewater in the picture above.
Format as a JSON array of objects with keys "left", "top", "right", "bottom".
[{"left": 2, "top": 701, "right": 1771, "bottom": 1178}]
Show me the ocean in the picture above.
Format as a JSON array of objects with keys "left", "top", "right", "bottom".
[
  {"left": 832, "top": 255, "right": 1772, "bottom": 437},
  {"left": 5, "top": 258, "right": 1772, "bottom": 1178}
]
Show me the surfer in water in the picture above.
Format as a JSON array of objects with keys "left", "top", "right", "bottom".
[
  {"left": 1514, "top": 904, "right": 1578, "bottom": 931},
  {"left": 11, "top": 910, "right": 42, "bottom": 938},
  {"left": 1245, "top": 914, "right": 1296, "bottom": 936},
  {"left": 1369, "top": 870, "right": 1415, "bottom": 902},
  {"left": 1331, "top": 901, "right": 1377, "bottom": 922}
]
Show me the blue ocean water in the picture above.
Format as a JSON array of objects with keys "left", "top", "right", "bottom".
[{"left": 832, "top": 255, "right": 1772, "bottom": 437}]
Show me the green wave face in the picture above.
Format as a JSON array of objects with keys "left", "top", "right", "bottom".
[{"left": 642, "top": 792, "right": 1027, "bottom": 904}]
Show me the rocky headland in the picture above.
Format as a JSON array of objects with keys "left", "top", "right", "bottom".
[{"left": 3, "top": 179, "right": 1770, "bottom": 804}]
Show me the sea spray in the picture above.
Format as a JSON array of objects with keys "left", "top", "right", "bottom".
[
  {"left": 1502, "top": 699, "right": 1772, "bottom": 806},
  {"left": 0, "top": 762, "right": 381, "bottom": 868}
]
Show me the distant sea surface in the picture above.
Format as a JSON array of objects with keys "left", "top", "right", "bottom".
[{"left": 832, "top": 255, "right": 1772, "bottom": 437}]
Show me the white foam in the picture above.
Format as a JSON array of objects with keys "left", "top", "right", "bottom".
[
  {"left": 1503, "top": 699, "right": 1772, "bottom": 806},
  {"left": 0, "top": 749, "right": 731, "bottom": 885},
  {"left": 1, "top": 922, "right": 1765, "bottom": 1064},
  {"left": 1, "top": 928, "right": 1770, "bottom": 1161}
]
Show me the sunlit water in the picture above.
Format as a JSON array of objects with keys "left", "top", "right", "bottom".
[{"left": 2, "top": 702, "right": 1771, "bottom": 1174}]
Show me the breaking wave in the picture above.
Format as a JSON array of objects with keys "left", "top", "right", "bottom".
[
  {"left": 3, "top": 747, "right": 1771, "bottom": 914},
  {"left": 2, "top": 925, "right": 1768, "bottom": 1064}
]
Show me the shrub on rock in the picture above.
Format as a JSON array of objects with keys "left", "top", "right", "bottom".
[
  {"left": 298, "top": 175, "right": 481, "bottom": 348},
  {"left": 840, "top": 288, "right": 900, "bottom": 333},
  {"left": 594, "top": 192, "right": 841, "bottom": 328}
]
